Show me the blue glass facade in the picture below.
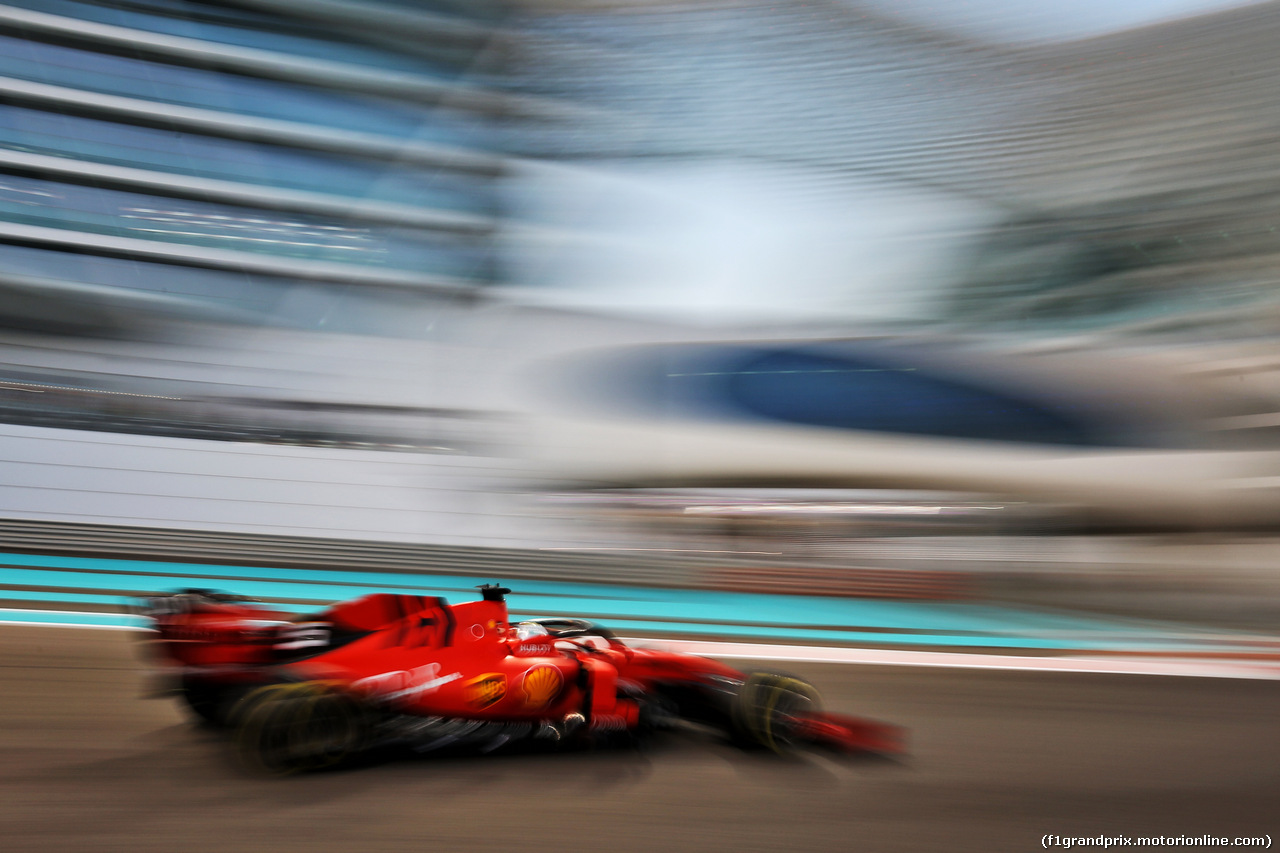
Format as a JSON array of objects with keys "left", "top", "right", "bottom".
[
  {"left": 0, "top": 0, "right": 479, "bottom": 75},
  {"left": 0, "top": 106, "right": 492, "bottom": 211},
  {"left": 0, "top": 0, "right": 508, "bottom": 334}
]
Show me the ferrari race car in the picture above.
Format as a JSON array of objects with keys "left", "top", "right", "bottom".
[{"left": 138, "top": 585, "right": 903, "bottom": 774}]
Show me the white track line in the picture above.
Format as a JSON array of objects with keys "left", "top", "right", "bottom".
[
  {"left": 621, "top": 638, "right": 1280, "bottom": 681},
  {"left": 0, "top": 607, "right": 143, "bottom": 631},
  {"left": 0, "top": 623, "right": 139, "bottom": 631}
]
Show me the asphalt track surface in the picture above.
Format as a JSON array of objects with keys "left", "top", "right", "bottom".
[{"left": 2, "top": 626, "right": 1277, "bottom": 853}]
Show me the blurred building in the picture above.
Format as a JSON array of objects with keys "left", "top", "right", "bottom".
[
  {"left": 509, "top": 0, "right": 1280, "bottom": 340},
  {"left": 3, "top": 0, "right": 1280, "bottom": 548},
  {"left": 503, "top": 0, "right": 1042, "bottom": 322}
]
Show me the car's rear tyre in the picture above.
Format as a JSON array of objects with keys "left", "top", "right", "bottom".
[
  {"left": 235, "top": 682, "right": 367, "bottom": 775},
  {"left": 731, "top": 672, "right": 821, "bottom": 754}
]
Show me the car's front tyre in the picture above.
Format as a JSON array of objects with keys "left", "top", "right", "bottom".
[{"left": 731, "top": 672, "right": 822, "bottom": 754}]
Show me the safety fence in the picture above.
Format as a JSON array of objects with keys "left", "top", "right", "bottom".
[
  {"left": 0, "top": 518, "right": 979, "bottom": 600},
  {"left": 0, "top": 518, "right": 698, "bottom": 589}
]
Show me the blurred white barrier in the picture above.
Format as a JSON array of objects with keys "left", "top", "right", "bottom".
[{"left": 0, "top": 422, "right": 542, "bottom": 548}]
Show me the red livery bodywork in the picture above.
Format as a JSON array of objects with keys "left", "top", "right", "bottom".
[{"left": 139, "top": 586, "right": 904, "bottom": 773}]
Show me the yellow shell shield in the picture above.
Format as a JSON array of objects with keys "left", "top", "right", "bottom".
[{"left": 520, "top": 665, "right": 564, "bottom": 709}]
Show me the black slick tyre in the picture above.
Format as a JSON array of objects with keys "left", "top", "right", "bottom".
[
  {"left": 731, "top": 672, "right": 821, "bottom": 754},
  {"left": 234, "top": 682, "right": 367, "bottom": 775}
]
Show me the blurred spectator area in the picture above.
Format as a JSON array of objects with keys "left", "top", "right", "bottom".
[{"left": 0, "top": 373, "right": 500, "bottom": 452}]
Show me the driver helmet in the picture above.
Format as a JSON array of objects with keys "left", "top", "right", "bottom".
[{"left": 514, "top": 621, "right": 550, "bottom": 642}]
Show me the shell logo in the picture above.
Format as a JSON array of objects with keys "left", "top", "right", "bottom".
[
  {"left": 464, "top": 673, "right": 507, "bottom": 709},
  {"left": 520, "top": 665, "right": 564, "bottom": 709}
]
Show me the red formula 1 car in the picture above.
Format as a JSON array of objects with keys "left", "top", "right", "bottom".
[{"left": 138, "top": 585, "right": 903, "bottom": 774}]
